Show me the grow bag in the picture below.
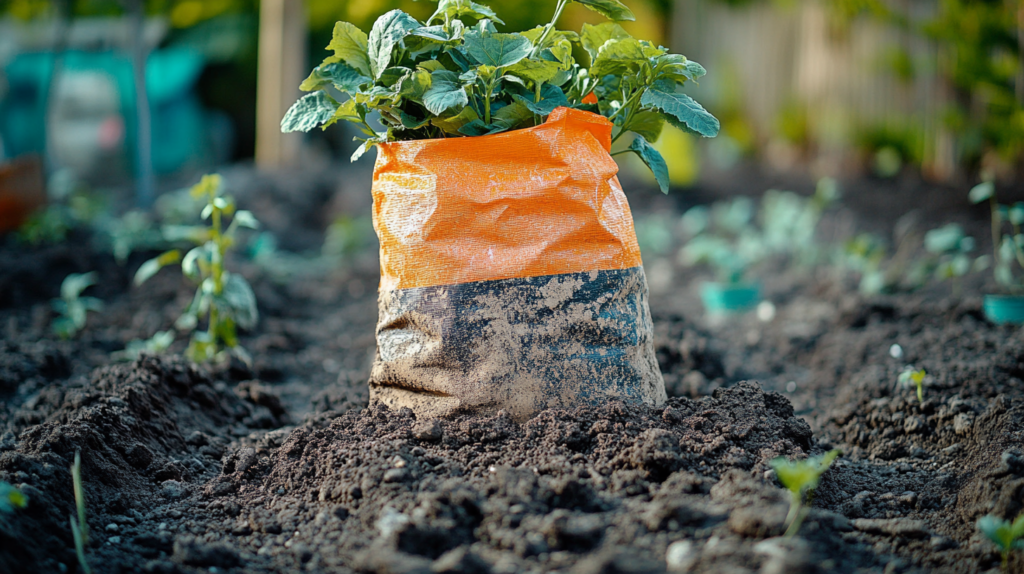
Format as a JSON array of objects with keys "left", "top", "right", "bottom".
[{"left": 369, "top": 107, "right": 666, "bottom": 421}]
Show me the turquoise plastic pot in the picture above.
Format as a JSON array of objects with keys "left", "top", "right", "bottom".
[
  {"left": 700, "top": 281, "right": 761, "bottom": 314},
  {"left": 983, "top": 294, "right": 1024, "bottom": 325}
]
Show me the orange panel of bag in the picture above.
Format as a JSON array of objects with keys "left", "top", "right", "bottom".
[{"left": 372, "top": 107, "right": 643, "bottom": 291}]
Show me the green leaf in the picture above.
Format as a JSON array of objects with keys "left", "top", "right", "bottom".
[
  {"left": 0, "top": 482, "right": 28, "bottom": 512},
  {"left": 379, "top": 66, "right": 412, "bottom": 88},
  {"left": 423, "top": 70, "right": 469, "bottom": 115},
  {"left": 61, "top": 272, "right": 98, "bottom": 300},
  {"left": 218, "top": 273, "right": 259, "bottom": 329},
  {"left": 281, "top": 92, "right": 340, "bottom": 133},
  {"left": 641, "top": 85, "right": 720, "bottom": 137},
  {"left": 321, "top": 98, "right": 364, "bottom": 130},
  {"left": 134, "top": 250, "right": 181, "bottom": 286},
  {"left": 770, "top": 450, "right": 840, "bottom": 495},
  {"left": 509, "top": 83, "right": 568, "bottom": 115},
  {"left": 492, "top": 100, "right": 535, "bottom": 131},
  {"left": 367, "top": 10, "right": 422, "bottom": 79},
  {"left": 581, "top": 22, "right": 631, "bottom": 62},
  {"left": 232, "top": 210, "right": 259, "bottom": 230},
  {"left": 463, "top": 31, "right": 532, "bottom": 68},
  {"left": 628, "top": 135, "right": 670, "bottom": 194},
  {"left": 431, "top": 106, "right": 481, "bottom": 134},
  {"left": 622, "top": 110, "right": 665, "bottom": 142},
  {"left": 300, "top": 61, "right": 369, "bottom": 94},
  {"left": 1009, "top": 202, "right": 1024, "bottom": 226},
  {"left": 399, "top": 68, "right": 433, "bottom": 100},
  {"left": 969, "top": 181, "right": 994, "bottom": 204},
  {"left": 505, "top": 58, "right": 563, "bottom": 85},
  {"left": 458, "top": 119, "right": 496, "bottom": 136},
  {"left": 573, "top": 0, "right": 635, "bottom": 21},
  {"left": 924, "top": 223, "right": 965, "bottom": 254},
  {"left": 429, "top": 0, "right": 504, "bottom": 26},
  {"left": 590, "top": 38, "right": 664, "bottom": 78},
  {"left": 326, "top": 22, "right": 372, "bottom": 77}
]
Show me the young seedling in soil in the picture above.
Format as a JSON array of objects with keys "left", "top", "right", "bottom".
[
  {"left": 0, "top": 482, "right": 28, "bottom": 513},
  {"left": 771, "top": 449, "right": 841, "bottom": 537},
  {"left": 134, "top": 174, "right": 260, "bottom": 364},
  {"left": 51, "top": 272, "right": 103, "bottom": 339},
  {"left": 977, "top": 513, "right": 1024, "bottom": 570},
  {"left": 970, "top": 180, "right": 1024, "bottom": 292},
  {"left": 70, "top": 450, "right": 92, "bottom": 574},
  {"left": 898, "top": 367, "right": 926, "bottom": 403},
  {"left": 282, "top": 0, "right": 719, "bottom": 193},
  {"left": 114, "top": 330, "right": 175, "bottom": 362}
]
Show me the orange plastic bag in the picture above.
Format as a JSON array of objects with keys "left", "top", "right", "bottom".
[{"left": 369, "top": 107, "right": 666, "bottom": 420}]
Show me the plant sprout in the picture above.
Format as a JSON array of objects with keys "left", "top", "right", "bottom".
[
  {"left": 770, "top": 449, "right": 841, "bottom": 537},
  {"left": 134, "top": 174, "right": 260, "bottom": 364},
  {"left": 51, "top": 272, "right": 103, "bottom": 339},
  {"left": 978, "top": 513, "right": 1024, "bottom": 570},
  {"left": 970, "top": 181, "right": 1024, "bottom": 294},
  {"left": 898, "top": 367, "right": 926, "bottom": 402},
  {"left": 115, "top": 330, "right": 175, "bottom": 362},
  {"left": 70, "top": 450, "right": 92, "bottom": 574},
  {"left": 0, "top": 482, "right": 28, "bottom": 512}
]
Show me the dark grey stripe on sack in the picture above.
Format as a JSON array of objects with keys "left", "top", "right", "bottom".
[{"left": 369, "top": 266, "right": 666, "bottom": 420}]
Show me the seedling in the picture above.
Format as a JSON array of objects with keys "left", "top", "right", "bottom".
[
  {"left": 977, "top": 513, "right": 1024, "bottom": 570},
  {"left": 0, "top": 482, "right": 28, "bottom": 512},
  {"left": 679, "top": 197, "right": 762, "bottom": 284},
  {"left": 134, "top": 174, "right": 260, "bottom": 364},
  {"left": 51, "top": 272, "right": 103, "bottom": 339},
  {"left": 282, "top": 0, "right": 719, "bottom": 193},
  {"left": 897, "top": 367, "right": 927, "bottom": 402},
  {"left": 115, "top": 330, "right": 175, "bottom": 362},
  {"left": 970, "top": 181, "right": 1024, "bottom": 294},
  {"left": 771, "top": 449, "right": 840, "bottom": 537},
  {"left": 70, "top": 450, "right": 92, "bottom": 574}
]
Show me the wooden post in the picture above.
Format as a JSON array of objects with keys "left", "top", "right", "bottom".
[{"left": 256, "top": 0, "right": 306, "bottom": 169}]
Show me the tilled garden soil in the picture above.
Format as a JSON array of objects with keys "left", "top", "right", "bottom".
[{"left": 1, "top": 169, "right": 1022, "bottom": 574}]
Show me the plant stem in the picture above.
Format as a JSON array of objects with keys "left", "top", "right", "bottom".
[
  {"left": 533, "top": 0, "right": 568, "bottom": 56},
  {"left": 992, "top": 195, "right": 1001, "bottom": 264},
  {"left": 783, "top": 491, "right": 805, "bottom": 538},
  {"left": 916, "top": 381, "right": 923, "bottom": 403}
]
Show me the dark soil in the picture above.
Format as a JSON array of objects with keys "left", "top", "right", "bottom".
[{"left": 1, "top": 167, "right": 1022, "bottom": 574}]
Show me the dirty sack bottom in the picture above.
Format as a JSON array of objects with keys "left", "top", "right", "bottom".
[{"left": 369, "top": 266, "right": 667, "bottom": 421}]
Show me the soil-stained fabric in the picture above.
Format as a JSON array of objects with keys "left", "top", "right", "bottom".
[
  {"left": 369, "top": 107, "right": 665, "bottom": 419},
  {"left": 371, "top": 267, "right": 666, "bottom": 421}
]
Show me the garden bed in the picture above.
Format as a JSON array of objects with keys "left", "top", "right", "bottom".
[{"left": 0, "top": 167, "right": 1021, "bottom": 574}]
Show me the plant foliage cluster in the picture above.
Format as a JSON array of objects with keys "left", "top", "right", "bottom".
[{"left": 281, "top": 0, "right": 719, "bottom": 193}]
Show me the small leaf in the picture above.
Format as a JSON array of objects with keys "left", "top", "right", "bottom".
[
  {"left": 134, "top": 251, "right": 181, "bottom": 286},
  {"left": 641, "top": 85, "right": 720, "bottom": 137},
  {"left": 491, "top": 100, "right": 535, "bottom": 131},
  {"left": 508, "top": 82, "right": 568, "bottom": 115},
  {"left": 590, "top": 38, "right": 664, "bottom": 78},
  {"left": 622, "top": 110, "right": 665, "bottom": 143},
  {"left": 326, "top": 21, "right": 371, "bottom": 77},
  {"left": 628, "top": 135, "right": 670, "bottom": 194},
  {"left": 1010, "top": 202, "right": 1024, "bottom": 226},
  {"left": 969, "top": 181, "right": 994, "bottom": 204},
  {"left": 581, "top": 22, "right": 631, "bottom": 62},
  {"left": 219, "top": 273, "right": 259, "bottom": 329},
  {"left": 300, "top": 61, "right": 369, "bottom": 94},
  {"left": 924, "top": 223, "right": 965, "bottom": 254},
  {"left": 431, "top": 106, "right": 481, "bottom": 134},
  {"left": 61, "top": 272, "right": 98, "bottom": 300},
  {"left": 422, "top": 70, "right": 469, "bottom": 115},
  {"left": 0, "top": 482, "right": 28, "bottom": 512},
  {"left": 429, "top": 0, "right": 504, "bottom": 26},
  {"left": 572, "top": 0, "right": 635, "bottom": 21},
  {"left": 367, "top": 10, "right": 422, "bottom": 79},
  {"left": 281, "top": 92, "right": 340, "bottom": 133},
  {"left": 398, "top": 68, "right": 433, "bottom": 100},
  {"left": 321, "top": 98, "right": 364, "bottom": 130},
  {"left": 463, "top": 31, "right": 532, "bottom": 68},
  {"left": 505, "top": 58, "right": 563, "bottom": 85},
  {"left": 232, "top": 210, "right": 259, "bottom": 230}
]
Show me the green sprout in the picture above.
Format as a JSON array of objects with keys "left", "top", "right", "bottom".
[
  {"left": 977, "top": 513, "right": 1024, "bottom": 570},
  {"left": 134, "top": 174, "right": 260, "bottom": 364},
  {"left": 51, "top": 272, "right": 103, "bottom": 339},
  {"left": 970, "top": 181, "right": 1024, "bottom": 294},
  {"left": 70, "top": 450, "right": 92, "bottom": 574},
  {"left": 114, "top": 330, "right": 175, "bottom": 362},
  {"left": 770, "top": 449, "right": 841, "bottom": 537},
  {"left": 0, "top": 482, "right": 28, "bottom": 512},
  {"left": 898, "top": 367, "right": 926, "bottom": 402}
]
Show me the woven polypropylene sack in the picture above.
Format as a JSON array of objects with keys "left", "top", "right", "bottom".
[{"left": 369, "top": 107, "right": 666, "bottom": 421}]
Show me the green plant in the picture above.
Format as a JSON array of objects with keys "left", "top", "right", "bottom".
[
  {"left": 115, "top": 330, "right": 175, "bottom": 362},
  {"left": 679, "top": 197, "right": 763, "bottom": 284},
  {"left": 970, "top": 181, "right": 1024, "bottom": 294},
  {"left": 134, "top": 174, "right": 260, "bottom": 364},
  {"left": 760, "top": 177, "right": 840, "bottom": 265},
  {"left": 70, "top": 450, "right": 92, "bottom": 574},
  {"left": 978, "top": 513, "right": 1024, "bottom": 571},
  {"left": 281, "top": 0, "right": 719, "bottom": 193},
  {"left": 898, "top": 367, "right": 926, "bottom": 403},
  {"left": 771, "top": 449, "right": 841, "bottom": 537},
  {"left": 0, "top": 482, "right": 28, "bottom": 512},
  {"left": 51, "top": 273, "right": 103, "bottom": 339}
]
